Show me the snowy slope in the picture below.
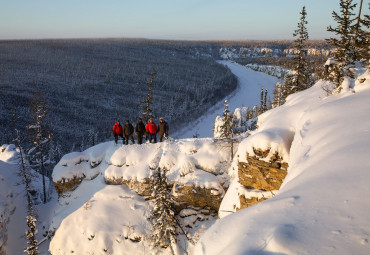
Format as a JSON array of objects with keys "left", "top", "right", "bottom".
[
  {"left": 177, "top": 61, "right": 277, "bottom": 139},
  {"left": 194, "top": 70, "right": 370, "bottom": 254},
  {"left": 49, "top": 139, "right": 229, "bottom": 255},
  {"left": 0, "top": 145, "right": 29, "bottom": 255}
]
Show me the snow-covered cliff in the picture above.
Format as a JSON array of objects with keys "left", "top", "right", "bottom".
[{"left": 195, "top": 69, "right": 370, "bottom": 254}]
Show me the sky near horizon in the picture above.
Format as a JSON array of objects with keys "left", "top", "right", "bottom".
[{"left": 0, "top": 0, "right": 368, "bottom": 40}]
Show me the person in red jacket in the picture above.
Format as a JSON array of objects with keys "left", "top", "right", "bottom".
[
  {"left": 145, "top": 118, "right": 157, "bottom": 143},
  {"left": 112, "top": 120, "right": 123, "bottom": 145}
]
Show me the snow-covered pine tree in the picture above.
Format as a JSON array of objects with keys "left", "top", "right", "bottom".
[
  {"left": 272, "top": 81, "right": 284, "bottom": 108},
  {"left": 24, "top": 214, "right": 39, "bottom": 255},
  {"left": 354, "top": 0, "right": 369, "bottom": 65},
  {"left": 219, "top": 100, "right": 235, "bottom": 160},
  {"left": 260, "top": 88, "right": 264, "bottom": 113},
  {"left": 263, "top": 88, "right": 268, "bottom": 112},
  {"left": 220, "top": 100, "right": 233, "bottom": 139},
  {"left": 13, "top": 128, "right": 39, "bottom": 255},
  {"left": 141, "top": 68, "right": 157, "bottom": 123},
  {"left": 150, "top": 167, "right": 177, "bottom": 254},
  {"left": 283, "top": 6, "right": 312, "bottom": 99},
  {"left": 252, "top": 105, "right": 259, "bottom": 119},
  {"left": 27, "top": 92, "right": 51, "bottom": 204},
  {"left": 326, "top": 0, "right": 357, "bottom": 88}
]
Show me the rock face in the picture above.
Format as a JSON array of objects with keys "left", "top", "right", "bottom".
[
  {"left": 105, "top": 177, "right": 153, "bottom": 197},
  {"left": 239, "top": 152, "right": 288, "bottom": 191},
  {"left": 237, "top": 148, "right": 288, "bottom": 209},
  {"left": 54, "top": 176, "right": 85, "bottom": 194},
  {"left": 105, "top": 178, "right": 224, "bottom": 215},
  {"left": 172, "top": 184, "right": 223, "bottom": 214},
  {"left": 56, "top": 173, "right": 224, "bottom": 215},
  {"left": 238, "top": 196, "right": 267, "bottom": 210}
]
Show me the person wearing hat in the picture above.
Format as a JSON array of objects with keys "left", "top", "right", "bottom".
[
  {"left": 112, "top": 120, "right": 123, "bottom": 145},
  {"left": 123, "top": 120, "right": 135, "bottom": 145},
  {"left": 157, "top": 117, "right": 169, "bottom": 142},
  {"left": 145, "top": 118, "right": 157, "bottom": 143},
  {"left": 135, "top": 118, "right": 146, "bottom": 144}
]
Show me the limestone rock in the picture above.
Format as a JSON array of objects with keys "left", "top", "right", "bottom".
[
  {"left": 54, "top": 176, "right": 85, "bottom": 194},
  {"left": 238, "top": 153, "right": 288, "bottom": 191},
  {"left": 105, "top": 177, "right": 153, "bottom": 197},
  {"left": 172, "top": 184, "right": 223, "bottom": 214},
  {"left": 238, "top": 195, "right": 267, "bottom": 210}
]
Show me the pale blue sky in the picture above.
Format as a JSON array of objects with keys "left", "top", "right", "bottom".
[{"left": 0, "top": 0, "right": 368, "bottom": 40}]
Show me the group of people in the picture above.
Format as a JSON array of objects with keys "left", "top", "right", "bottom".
[{"left": 112, "top": 117, "right": 169, "bottom": 145}]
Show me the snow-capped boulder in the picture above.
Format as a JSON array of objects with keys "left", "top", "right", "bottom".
[
  {"left": 52, "top": 139, "right": 229, "bottom": 213},
  {"left": 238, "top": 152, "right": 288, "bottom": 191}
]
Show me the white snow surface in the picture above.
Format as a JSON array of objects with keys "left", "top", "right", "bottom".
[
  {"left": 50, "top": 138, "right": 228, "bottom": 254},
  {"left": 0, "top": 145, "right": 55, "bottom": 254},
  {"left": 53, "top": 139, "right": 228, "bottom": 189},
  {"left": 3, "top": 61, "right": 370, "bottom": 255},
  {"left": 176, "top": 61, "right": 277, "bottom": 139},
  {"left": 0, "top": 145, "right": 30, "bottom": 255},
  {"left": 195, "top": 70, "right": 370, "bottom": 254}
]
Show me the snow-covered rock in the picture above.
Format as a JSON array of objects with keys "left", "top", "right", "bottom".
[
  {"left": 0, "top": 145, "right": 29, "bottom": 254},
  {"left": 50, "top": 138, "right": 230, "bottom": 254},
  {"left": 245, "top": 63, "right": 290, "bottom": 79},
  {"left": 194, "top": 68, "right": 370, "bottom": 254}
]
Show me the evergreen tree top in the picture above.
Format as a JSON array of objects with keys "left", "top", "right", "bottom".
[{"left": 293, "top": 6, "right": 309, "bottom": 45}]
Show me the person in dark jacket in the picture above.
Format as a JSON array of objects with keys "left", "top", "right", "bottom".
[
  {"left": 135, "top": 118, "right": 146, "bottom": 144},
  {"left": 112, "top": 120, "right": 123, "bottom": 145},
  {"left": 157, "top": 117, "right": 169, "bottom": 142},
  {"left": 145, "top": 118, "right": 157, "bottom": 143},
  {"left": 123, "top": 120, "right": 135, "bottom": 145}
]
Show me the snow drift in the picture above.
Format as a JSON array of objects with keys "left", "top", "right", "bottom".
[{"left": 195, "top": 70, "right": 370, "bottom": 254}]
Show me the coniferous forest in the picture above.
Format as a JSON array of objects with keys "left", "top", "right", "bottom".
[
  {"left": 0, "top": 39, "right": 332, "bottom": 157},
  {"left": 0, "top": 39, "right": 237, "bottom": 154}
]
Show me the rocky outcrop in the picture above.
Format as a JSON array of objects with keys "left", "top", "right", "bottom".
[
  {"left": 54, "top": 176, "right": 85, "bottom": 194},
  {"left": 238, "top": 196, "right": 267, "bottom": 210},
  {"left": 105, "top": 177, "right": 153, "bottom": 197},
  {"left": 55, "top": 169, "right": 224, "bottom": 216},
  {"left": 239, "top": 150, "right": 288, "bottom": 191},
  {"left": 105, "top": 178, "right": 223, "bottom": 215},
  {"left": 172, "top": 184, "right": 223, "bottom": 215},
  {"left": 237, "top": 148, "right": 288, "bottom": 209}
]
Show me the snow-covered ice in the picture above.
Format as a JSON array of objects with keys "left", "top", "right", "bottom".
[{"left": 176, "top": 61, "right": 277, "bottom": 139}]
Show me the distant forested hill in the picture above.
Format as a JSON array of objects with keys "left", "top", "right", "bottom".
[
  {"left": 0, "top": 38, "right": 328, "bottom": 156},
  {"left": 0, "top": 39, "right": 237, "bottom": 153}
]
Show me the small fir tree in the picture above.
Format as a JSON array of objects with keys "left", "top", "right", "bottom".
[
  {"left": 272, "top": 82, "right": 284, "bottom": 108},
  {"left": 263, "top": 88, "right": 268, "bottom": 112},
  {"left": 326, "top": 0, "right": 357, "bottom": 88},
  {"left": 354, "top": 1, "right": 370, "bottom": 65},
  {"left": 220, "top": 100, "right": 233, "bottom": 139},
  {"left": 24, "top": 214, "right": 39, "bottom": 255},
  {"left": 14, "top": 127, "right": 39, "bottom": 255},
  {"left": 260, "top": 88, "right": 264, "bottom": 113},
  {"left": 283, "top": 6, "right": 312, "bottom": 99},
  {"left": 27, "top": 92, "right": 51, "bottom": 204},
  {"left": 141, "top": 68, "right": 157, "bottom": 123},
  {"left": 219, "top": 100, "right": 235, "bottom": 160},
  {"left": 150, "top": 167, "right": 178, "bottom": 254}
]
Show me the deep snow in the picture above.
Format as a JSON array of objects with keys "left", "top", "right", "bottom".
[
  {"left": 194, "top": 69, "right": 370, "bottom": 254},
  {"left": 49, "top": 138, "right": 228, "bottom": 254},
  {"left": 1, "top": 60, "right": 370, "bottom": 255}
]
